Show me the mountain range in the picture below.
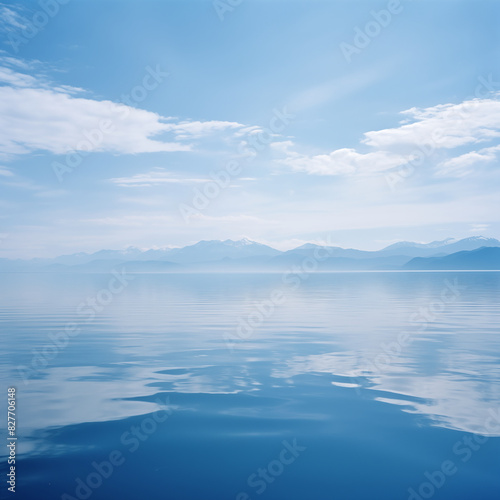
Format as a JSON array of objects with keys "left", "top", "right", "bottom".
[
  {"left": 404, "top": 246, "right": 500, "bottom": 271},
  {"left": 1, "top": 236, "right": 499, "bottom": 272}
]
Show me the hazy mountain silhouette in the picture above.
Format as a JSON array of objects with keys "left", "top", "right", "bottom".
[
  {"left": 405, "top": 247, "right": 500, "bottom": 270},
  {"left": 1, "top": 236, "right": 499, "bottom": 272},
  {"left": 379, "top": 236, "right": 500, "bottom": 257}
]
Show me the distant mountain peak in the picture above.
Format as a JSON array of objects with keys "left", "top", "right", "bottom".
[
  {"left": 381, "top": 236, "right": 500, "bottom": 251},
  {"left": 428, "top": 237, "right": 457, "bottom": 247},
  {"left": 382, "top": 238, "right": 456, "bottom": 250},
  {"left": 188, "top": 238, "right": 259, "bottom": 248},
  {"left": 223, "top": 238, "right": 256, "bottom": 246},
  {"left": 295, "top": 243, "right": 321, "bottom": 250},
  {"left": 461, "top": 235, "right": 490, "bottom": 241},
  {"left": 293, "top": 243, "right": 343, "bottom": 251}
]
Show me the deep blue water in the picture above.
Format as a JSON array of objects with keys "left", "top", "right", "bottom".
[{"left": 1, "top": 271, "right": 499, "bottom": 500}]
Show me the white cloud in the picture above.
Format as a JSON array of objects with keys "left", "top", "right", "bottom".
[
  {"left": 363, "top": 95, "right": 500, "bottom": 150},
  {"left": 0, "top": 4, "right": 28, "bottom": 32},
  {"left": 435, "top": 144, "right": 500, "bottom": 178},
  {"left": 0, "top": 85, "right": 192, "bottom": 156},
  {"left": 233, "top": 125, "right": 264, "bottom": 138},
  {"left": 0, "top": 54, "right": 36, "bottom": 70},
  {"left": 110, "top": 170, "right": 208, "bottom": 187},
  {"left": 83, "top": 214, "right": 177, "bottom": 226},
  {"left": 0, "top": 60, "right": 250, "bottom": 158},
  {"left": 84, "top": 213, "right": 268, "bottom": 226},
  {"left": 274, "top": 95, "right": 500, "bottom": 179},
  {"left": 0, "top": 165, "right": 13, "bottom": 176},
  {"left": 270, "top": 140, "right": 295, "bottom": 153},
  {"left": 164, "top": 120, "right": 246, "bottom": 139},
  {"left": 0, "top": 65, "right": 37, "bottom": 86},
  {"left": 469, "top": 223, "right": 490, "bottom": 233},
  {"left": 188, "top": 214, "right": 270, "bottom": 223},
  {"left": 277, "top": 147, "right": 410, "bottom": 176}
]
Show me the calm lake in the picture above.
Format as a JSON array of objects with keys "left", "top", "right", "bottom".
[{"left": 1, "top": 271, "right": 499, "bottom": 499}]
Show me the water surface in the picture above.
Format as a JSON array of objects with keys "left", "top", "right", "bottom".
[{"left": 1, "top": 272, "right": 499, "bottom": 499}]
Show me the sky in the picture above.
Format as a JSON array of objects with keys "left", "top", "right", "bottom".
[{"left": 0, "top": 0, "right": 499, "bottom": 258}]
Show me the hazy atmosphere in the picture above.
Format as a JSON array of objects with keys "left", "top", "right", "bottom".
[{"left": 1, "top": 0, "right": 499, "bottom": 258}]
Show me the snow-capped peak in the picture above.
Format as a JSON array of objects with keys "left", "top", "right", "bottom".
[{"left": 223, "top": 238, "right": 256, "bottom": 247}]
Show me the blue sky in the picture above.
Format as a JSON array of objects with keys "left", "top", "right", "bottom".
[{"left": 0, "top": 0, "right": 499, "bottom": 257}]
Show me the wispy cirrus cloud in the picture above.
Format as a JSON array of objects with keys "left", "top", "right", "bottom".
[
  {"left": 469, "top": 223, "right": 490, "bottom": 233},
  {"left": 0, "top": 63, "right": 37, "bottom": 86},
  {"left": 0, "top": 3, "right": 28, "bottom": 33},
  {"left": 187, "top": 214, "right": 270, "bottom": 223},
  {"left": 83, "top": 213, "right": 268, "bottom": 226},
  {"left": 0, "top": 163, "right": 68, "bottom": 198},
  {"left": 110, "top": 170, "right": 208, "bottom": 187},
  {"left": 0, "top": 165, "right": 13, "bottom": 176},
  {"left": 163, "top": 120, "right": 247, "bottom": 140}
]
